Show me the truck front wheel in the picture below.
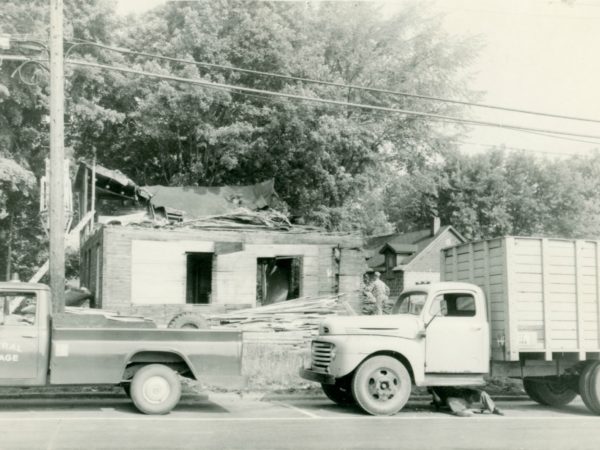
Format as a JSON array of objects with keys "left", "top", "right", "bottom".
[
  {"left": 352, "top": 355, "right": 411, "bottom": 416},
  {"left": 130, "top": 364, "right": 182, "bottom": 415},
  {"left": 523, "top": 377, "right": 577, "bottom": 407},
  {"left": 321, "top": 378, "right": 355, "bottom": 406}
]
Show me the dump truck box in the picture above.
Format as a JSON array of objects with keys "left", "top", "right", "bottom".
[{"left": 441, "top": 236, "right": 600, "bottom": 362}]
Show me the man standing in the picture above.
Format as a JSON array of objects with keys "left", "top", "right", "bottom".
[{"left": 367, "top": 272, "right": 390, "bottom": 315}]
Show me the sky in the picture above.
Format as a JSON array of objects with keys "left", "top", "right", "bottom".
[{"left": 114, "top": 0, "right": 600, "bottom": 158}]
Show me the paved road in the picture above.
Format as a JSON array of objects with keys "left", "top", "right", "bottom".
[{"left": 0, "top": 393, "right": 599, "bottom": 449}]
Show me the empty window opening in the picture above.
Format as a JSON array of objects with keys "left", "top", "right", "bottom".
[
  {"left": 186, "top": 253, "right": 213, "bottom": 304},
  {"left": 257, "top": 257, "right": 302, "bottom": 306}
]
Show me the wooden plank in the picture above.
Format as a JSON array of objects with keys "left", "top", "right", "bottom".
[
  {"left": 440, "top": 249, "right": 446, "bottom": 282},
  {"left": 484, "top": 240, "right": 491, "bottom": 324},
  {"left": 468, "top": 243, "right": 474, "bottom": 283},
  {"left": 575, "top": 241, "right": 586, "bottom": 359},
  {"left": 452, "top": 246, "right": 458, "bottom": 281},
  {"left": 597, "top": 241, "right": 600, "bottom": 350},
  {"left": 214, "top": 241, "right": 244, "bottom": 255},
  {"left": 504, "top": 237, "right": 519, "bottom": 360}
]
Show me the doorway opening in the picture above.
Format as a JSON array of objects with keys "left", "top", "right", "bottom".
[
  {"left": 186, "top": 253, "right": 213, "bottom": 304},
  {"left": 256, "top": 256, "right": 302, "bottom": 306}
]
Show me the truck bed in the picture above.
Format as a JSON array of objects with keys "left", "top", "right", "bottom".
[
  {"left": 442, "top": 236, "right": 600, "bottom": 361},
  {"left": 49, "top": 326, "right": 243, "bottom": 386}
]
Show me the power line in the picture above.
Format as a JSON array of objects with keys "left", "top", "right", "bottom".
[
  {"left": 456, "top": 140, "right": 595, "bottom": 157},
  {"left": 515, "top": 129, "right": 600, "bottom": 147},
  {"left": 65, "top": 58, "right": 600, "bottom": 141},
  {"left": 4, "top": 53, "right": 600, "bottom": 143},
  {"left": 64, "top": 38, "right": 600, "bottom": 125}
]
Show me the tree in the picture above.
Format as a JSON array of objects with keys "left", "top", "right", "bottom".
[
  {"left": 386, "top": 149, "right": 600, "bottom": 241},
  {"left": 65, "top": 0, "right": 478, "bottom": 233},
  {"left": 0, "top": 0, "right": 119, "bottom": 279},
  {"left": 0, "top": 158, "right": 37, "bottom": 279}
]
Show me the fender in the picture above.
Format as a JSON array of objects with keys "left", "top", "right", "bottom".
[
  {"left": 316, "top": 334, "right": 426, "bottom": 384},
  {"left": 123, "top": 347, "right": 199, "bottom": 380}
]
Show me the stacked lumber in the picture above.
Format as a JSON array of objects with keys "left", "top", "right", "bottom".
[{"left": 210, "top": 295, "right": 354, "bottom": 344}]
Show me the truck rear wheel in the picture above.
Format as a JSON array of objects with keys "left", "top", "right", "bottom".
[
  {"left": 523, "top": 378, "right": 545, "bottom": 404},
  {"left": 523, "top": 377, "right": 577, "bottom": 407},
  {"left": 579, "top": 362, "right": 600, "bottom": 414},
  {"left": 321, "top": 378, "right": 355, "bottom": 406},
  {"left": 351, "top": 355, "right": 411, "bottom": 416},
  {"left": 130, "top": 364, "right": 182, "bottom": 415}
]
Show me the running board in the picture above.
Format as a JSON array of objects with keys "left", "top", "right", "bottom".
[{"left": 420, "top": 373, "right": 486, "bottom": 387}]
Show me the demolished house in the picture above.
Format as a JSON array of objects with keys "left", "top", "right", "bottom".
[{"left": 74, "top": 162, "right": 365, "bottom": 325}]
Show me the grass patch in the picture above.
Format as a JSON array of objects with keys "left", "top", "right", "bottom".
[{"left": 242, "top": 342, "right": 312, "bottom": 391}]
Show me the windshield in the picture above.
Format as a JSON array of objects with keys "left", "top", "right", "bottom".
[{"left": 392, "top": 291, "right": 427, "bottom": 316}]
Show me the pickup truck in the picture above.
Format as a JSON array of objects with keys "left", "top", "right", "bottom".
[
  {"left": 0, "top": 281, "right": 243, "bottom": 414},
  {"left": 300, "top": 236, "right": 600, "bottom": 416}
]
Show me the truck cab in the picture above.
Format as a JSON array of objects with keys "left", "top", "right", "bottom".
[
  {"left": 0, "top": 282, "right": 51, "bottom": 386},
  {"left": 300, "top": 282, "right": 490, "bottom": 415}
]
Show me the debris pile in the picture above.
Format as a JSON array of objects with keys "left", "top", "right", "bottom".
[
  {"left": 179, "top": 208, "right": 293, "bottom": 230},
  {"left": 210, "top": 294, "right": 355, "bottom": 345}
]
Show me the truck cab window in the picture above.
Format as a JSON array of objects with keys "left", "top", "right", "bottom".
[
  {"left": 430, "top": 293, "right": 476, "bottom": 318},
  {"left": 393, "top": 292, "right": 427, "bottom": 315},
  {"left": 0, "top": 293, "right": 36, "bottom": 326}
]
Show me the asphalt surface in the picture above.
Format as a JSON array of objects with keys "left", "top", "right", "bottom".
[{"left": 0, "top": 392, "right": 599, "bottom": 450}]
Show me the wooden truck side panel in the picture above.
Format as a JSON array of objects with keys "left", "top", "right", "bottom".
[
  {"left": 442, "top": 236, "right": 600, "bottom": 362},
  {"left": 442, "top": 238, "right": 509, "bottom": 361}
]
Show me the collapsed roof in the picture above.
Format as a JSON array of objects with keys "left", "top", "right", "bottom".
[
  {"left": 143, "top": 179, "right": 276, "bottom": 219},
  {"left": 74, "top": 161, "right": 278, "bottom": 221}
]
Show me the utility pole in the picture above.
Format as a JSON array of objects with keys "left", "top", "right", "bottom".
[{"left": 49, "top": 0, "right": 65, "bottom": 313}]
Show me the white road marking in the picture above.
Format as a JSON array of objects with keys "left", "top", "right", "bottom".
[
  {"left": 46, "top": 419, "right": 62, "bottom": 450},
  {"left": 270, "top": 401, "right": 320, "bottom": 418}
]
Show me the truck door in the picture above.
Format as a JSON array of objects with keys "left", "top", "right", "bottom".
[
  {"left": 0, "top": 292, "right": 39, "bottom": 379},
  {"left": 425, "top": 291, "right": 489, "bottom": 373}
]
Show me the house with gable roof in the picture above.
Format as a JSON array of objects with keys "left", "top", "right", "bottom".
[{"left": 366, "top": 218, "right": 466, "bottom": 298}]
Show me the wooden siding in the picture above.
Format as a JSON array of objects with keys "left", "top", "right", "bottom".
[
  {"left": 382, "top": 228, "right": 463, "bottom": 299},
  {"left": 408, "top": 229, "right": 464, "bottom": 272},
  {"left": 443, "top": 236, "right": 600, "bottom": 362}
]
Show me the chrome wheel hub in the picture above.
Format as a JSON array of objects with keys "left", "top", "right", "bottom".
[
  {"left": 367, "top": 368, "right": 399, "bottom": 401},
  {"left": 142, "top": 376, "right": 171, "bottom": 404}
]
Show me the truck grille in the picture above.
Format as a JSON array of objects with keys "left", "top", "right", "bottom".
[{"left": 312, "top": 341, "right": 334, "bottom": 373}]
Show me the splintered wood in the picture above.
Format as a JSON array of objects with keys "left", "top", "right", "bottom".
[{"left": 210, "top": 294, "right": 354, "bottom": 346}]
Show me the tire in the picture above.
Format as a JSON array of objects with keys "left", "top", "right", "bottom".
[
  {"left": 322, "top": 379, "right": 355, "bottom": 406},
  {"left": 351, "top": 355, "right": 411, "bottom": 416},
  {"left": 579, "top": 361, "right": 600, "bottom": 414},
  {"left": 524, "top": 377, "right": 577, "bottom": 407},
  {"left": 130, "top": 364, "right": 182, "bottom": 415},
  {"left": 167, "top": 312, "right": 209, "bottom": 329},
  {"left": 523, "top": 378, "right": 545, "bottom": 404}
]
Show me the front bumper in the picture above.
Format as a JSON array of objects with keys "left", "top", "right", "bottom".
[{"left": 299, "top": 367, "right": 335, "bottom": 385}]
